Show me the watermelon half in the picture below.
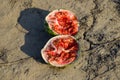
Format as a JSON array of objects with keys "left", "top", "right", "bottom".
[
  {"left": 41, "top": 35, "right": 79, "bottom": 67},
  {"left": 45, "top": 9, "right": 79, "bottom": 36}
]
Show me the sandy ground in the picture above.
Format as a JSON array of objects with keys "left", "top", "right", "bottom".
[{"left": 0, "top": 0, "right": 120, "bottom": 80}]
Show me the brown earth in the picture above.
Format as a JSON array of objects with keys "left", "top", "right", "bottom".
[{"left": 0, "top": 0, "right": 120, "bottom": 80}]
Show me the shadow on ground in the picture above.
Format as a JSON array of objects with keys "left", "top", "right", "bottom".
[{"left": 18, "top": 8, "right": 52, "bottom": 63}]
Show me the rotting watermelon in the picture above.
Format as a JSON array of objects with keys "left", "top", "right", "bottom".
[
  {"left": 45, "top": 9, "right": 79, "bottom": 36},
  {"left": 41, "top": 35, "right": 79, "bottom": 67}
]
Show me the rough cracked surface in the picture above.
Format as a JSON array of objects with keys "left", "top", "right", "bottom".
[{"left": 0, "top": 0, "right": 120, "bottom": 80}]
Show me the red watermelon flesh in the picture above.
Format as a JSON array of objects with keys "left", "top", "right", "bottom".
[
  {"left": 41, "top": 35, "right": 78, "bottom": 67},
  {"left": 45, "top": 9, "right": 79, "bottom": 36}
]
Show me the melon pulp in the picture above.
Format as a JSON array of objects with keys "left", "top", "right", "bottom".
[
  {"left": 41, "top": 35, "right": 79, "bottom": 67},
  {"left": 45, "top": 9, "right": 79, "bottom": 36}
]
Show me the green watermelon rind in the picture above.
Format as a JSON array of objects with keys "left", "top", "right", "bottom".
[{"left": 44, "top": 22, "right": 57, "bottom": 36}]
